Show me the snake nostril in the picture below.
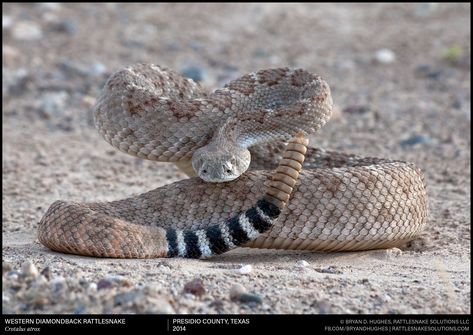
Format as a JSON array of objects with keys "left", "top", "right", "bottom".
[
  {"left": 226, "top": 169, "right": 232, "bottom": 174},
  {"left": 202, "top": 169, "right": 207, "bottom": 174}
]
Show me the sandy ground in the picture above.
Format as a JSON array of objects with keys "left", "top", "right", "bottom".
[{"left": 2, "top": 3, "right": 470, "bottom": 314}]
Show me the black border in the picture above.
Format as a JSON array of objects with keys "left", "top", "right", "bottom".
[{"left": 1, "top": 314, "right": 471, "bottom": 333}]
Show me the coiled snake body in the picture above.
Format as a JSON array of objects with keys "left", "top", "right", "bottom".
[{"left": 38, "top": 64, "right": 428, "bottom": 259}]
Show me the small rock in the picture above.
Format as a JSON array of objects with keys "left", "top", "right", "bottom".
[
  {"left": 40, "top": 266, "right": 51, "bottom": 280},
  {"left": 236, "top": 264, "right": 253, "bottom": 275},
  {"left": 415, "top": 64, "right": 444, "bottom": 80},
  {"left": 6, "top": 271, "right": 18, "bottom": 280},
  {"left": 315, "top": 266, "right": 343, "bottom": 274},
  {"left": 400, "top": 134, "right": 431, "bottom": 147},
  {"left": 230, "top": 284, "right": 247, "bottom": 300},
  {"left": 374, "top": 49, "right": 396, "bottom": 64},
  {"left": 387, "top": 248, "right": 403, "bottom": 257},
  {"left": 50, "top": 20, "right": 77, "bottom": 35},
  {"left": 21, "top": 261, "right": 39, "bottom": 278},
  {"left": 88, "top": 282, "right": 97, "bottom": 290},
  {"left": 229, "top": 283, "right": 262, "bottom": 306},
  {"left": 234, "top": 293, "right": 263, "bottom": 306},
  {"left": 209, "top": 299, "right": 224, "bottom": 309},
  {"left": 97, "top": 279, "right": 112, "bottom": 290},
  {"left": 342, "top": 105, "right": 370, "bottom": 114},
  {"left": 12, "top": 21, "right": 43, "bottom": 40},
  {"left": 181, "top": 66, "right": 204, "bottom": 82},
  {"left": 451, "top": 98, "right": 462, "bottom": 110},
  {"left": 91, "top": 62, "right": 107, "bottom": 76},
  {"left": 183, "top": 278, "right": 205, "bottom": 297},
  {"left": 295, "top": 260, "right": 309, "bottom": 268},
  {"left": 104, "top": 274, "right": 132, "bottom": 287},
  {"left": 38, "top": 91, "right": 68, "bottom": 118},
  {"left": 74, "top": 303, "right": 87, "bottom": 314}
]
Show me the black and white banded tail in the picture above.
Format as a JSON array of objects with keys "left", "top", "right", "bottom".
[{"left": 165, "top": 133, "right": 308, "bottom": 258}]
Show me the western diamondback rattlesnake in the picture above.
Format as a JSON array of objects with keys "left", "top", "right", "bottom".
[{"left": 38, "top": 64, "right": 428, "bottom": 259}]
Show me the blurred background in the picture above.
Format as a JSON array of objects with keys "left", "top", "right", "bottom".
[
  {"left": 3, "top": 3, "right": 470, "bottom": 141},
  {"left": 2, "top": 3, "right": 471, "bottom": 314}
]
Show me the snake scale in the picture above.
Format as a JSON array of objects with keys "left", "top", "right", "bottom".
[{"left": 38, "top": 64, "right": 428, "bottom": 259}]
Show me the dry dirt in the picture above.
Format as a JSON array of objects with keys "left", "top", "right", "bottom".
[{"left": 2, "top": 3, "right": 470, "bottom": 314}]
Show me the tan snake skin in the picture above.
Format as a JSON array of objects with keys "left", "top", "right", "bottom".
[{"left": 38, "top": 64, "right": 428, "bottom": 258}]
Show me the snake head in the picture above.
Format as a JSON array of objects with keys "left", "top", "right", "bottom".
[{"left": 192, "top": 144, "right": 251, "bottom": 182}]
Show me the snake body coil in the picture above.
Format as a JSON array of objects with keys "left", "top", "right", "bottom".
[{"left": 38, "top": 64, "right": 428, "bottom": 258}]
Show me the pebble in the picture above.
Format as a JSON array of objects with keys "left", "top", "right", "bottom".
[
  {"left": 38, "top": 91, "right": 68, "bottom": 118},
  {"left": 91, "top": 62, "right": 107, "bottom": 76},
  {"left": 315, "top": 266, "right": 343, "bottom": 274},
  {"left": 183, "top": 278, "right": 206, "bottom": 297},
  {"left": 400, "top": 134, "right": 431, "bottom": 147},
  {"left": 374, "top": 49, "right": 396, "bottom": 64},
  {"left": 343, "top": 105, "right": 370, "bottom": 114},
  {"left": 74, "top": 303, "right": 87, "bottom": 314},
  {"left": 97, "top": 279, "right": 112, "bottom": 290},
  {"left": 229, "top": 284, "right": 262, "bottom": 306},
  {"left": 295, "top": 260, "right": 309, "bottom": 268},
  {"left": 40, "top": 266, "right": 51, "bottom": 280},
  {"left": 104, "top": 274, "right": 132, "bottom": 286},
  {"left": 181, "top": 66, "right": 204, "bottom": 82},
  {"left": 234, "top": 293, "right": 263, "bottom": 305},
  {"left": 229, "top": 284, "right": 247, "bottom": 300},
  {"left": 21, "top": 261, "right": 39, "bottom": 278},
  {"left": 6, "top": 271, "right": 19, "bottom": 280},
  {"left": 50, "top": 20, "right": 77, "bottom": 35},
  {"left": 415, "top": 64, "right": 444, "bottom": 80},
  {"left": 235, "top": 264, "right": 253, "bottom": 275},
  {"left": 12, "top": 21, "right": 43, "bottom": 40}
]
